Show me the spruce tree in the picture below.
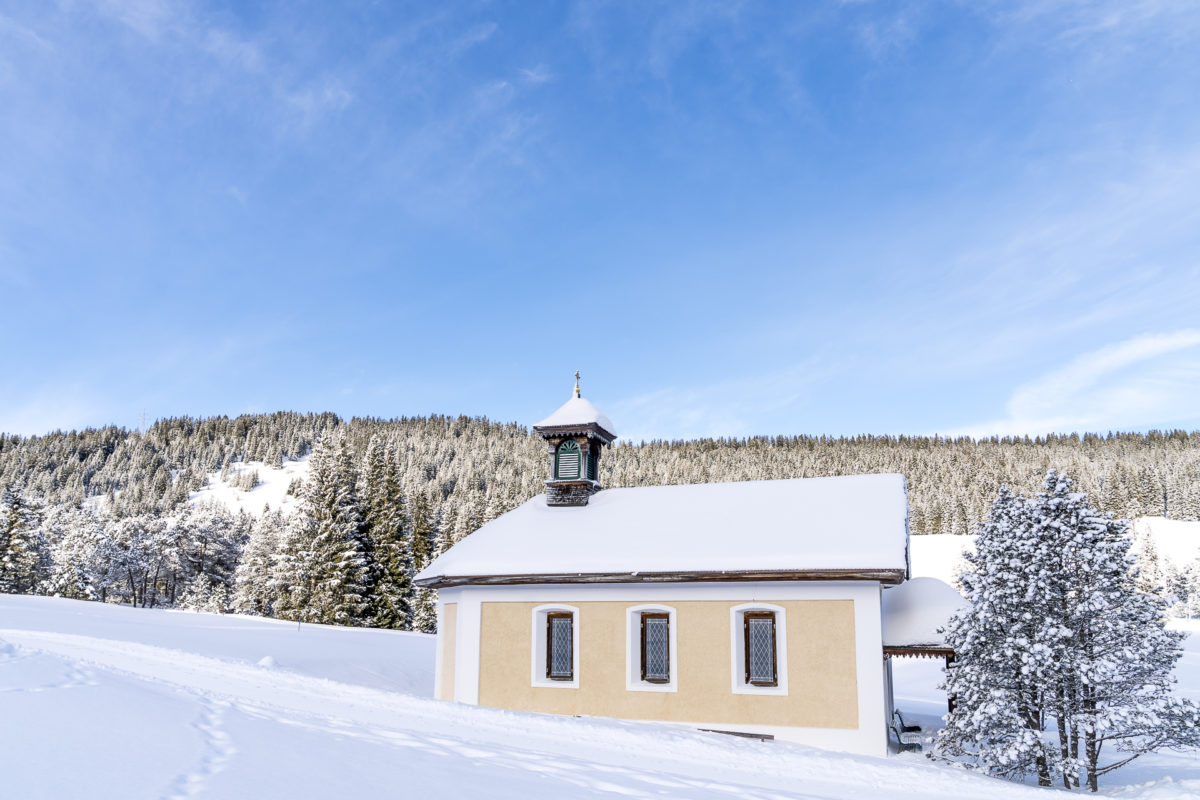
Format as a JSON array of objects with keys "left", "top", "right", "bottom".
[
  {"left": 273, "top": 435, "right": 372, "bottom": 626},
  {"left": 936, "top": 471, "right": 1200, "bottom": 791},
  {"left": 361, "top": 437, "right": 411, "bottom": 629},
  {"left": 0, "top": 483, "right": 46, "bottom": 595},
  {"left": 934, "top": 487, "right": 1058, "bottom": 785},
  {"left": 39, "top": 507, "right": 103, "bottom": 600},
  {"left": 232, "top": 506, "right": 285, "bottom": 616},
  {"left": 408, "top": 488, "right": 440, "bottom": 633}
]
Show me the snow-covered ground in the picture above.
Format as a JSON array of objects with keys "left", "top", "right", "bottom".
[
  {"left": 1133, "top": 517, "right": 1200, "bottom": 566},
  {"left": 909, "top": 534, "right": 974, "bottom": 586},
  {"left": 909, "top": 518, "right": 1200, "bottom": 588},
  {"left": 2, "top": 596, "right": 1197, "bottom": 799},
  {"left": 188, "top": 458, "right": 309, "bottom": 516}
]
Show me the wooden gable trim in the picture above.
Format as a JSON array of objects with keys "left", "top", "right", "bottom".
[{"left": 415, "top": 567, "right": 907, "bottom": 589}]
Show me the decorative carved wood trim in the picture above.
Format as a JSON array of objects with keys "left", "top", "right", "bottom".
[
  {"left": 883, "top": 645, "right": 954, "bottom": 658},
  {"left": 532, "top": 422, "right": 617, "bottom": 443}
]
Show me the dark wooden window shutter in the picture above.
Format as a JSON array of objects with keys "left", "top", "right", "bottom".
[{"left": 555, "top": 440, "right": 581, "bottom": 480}]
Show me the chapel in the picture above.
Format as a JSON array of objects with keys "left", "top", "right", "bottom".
[{"left": 414, "top": 378, "right": 959, "bottom": 756}]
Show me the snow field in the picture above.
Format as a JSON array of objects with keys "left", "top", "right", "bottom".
[{"left": 2, "top": 595, "right": 1197, "bottom": 799}]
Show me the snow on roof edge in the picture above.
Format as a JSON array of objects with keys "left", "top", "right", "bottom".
[{"left": 416, "top": 473, "right": 910, "bottom": 585}]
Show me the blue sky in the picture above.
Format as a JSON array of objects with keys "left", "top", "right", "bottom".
[{"left": 2, "top": 1, "right": 1199, "bottom": 442}]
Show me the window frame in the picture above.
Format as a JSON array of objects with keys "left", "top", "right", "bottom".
[
  {"left": 639, "top": 612, "right": 671, "bottom": 684},
  {"left": 729, "top": 603, "right": 789, "bottom": 696},
  {"left": 743, "top": 611, "right": 778, "bottom": 687},
  {"left": 625, "top": 604, "right": 678, "bottom": 693},
  {"left": 546, "top": 612, "right": 574, "bottom": 681},
  {"left": 531, "top": 604, "right": 580, "bottom": 689},
  {"left": 555, "top": 439, "right": 582, "bottom": 480}
]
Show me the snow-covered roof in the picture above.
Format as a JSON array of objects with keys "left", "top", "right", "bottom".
[
  {"left": 881, "top": 577, "right": 967, "bottom": 649},
  {"left": 415, "top": 473, "right": 910, "bottom": 588},
  {"left": 533, "top": 395, "right": 616, "bottom": 439}
]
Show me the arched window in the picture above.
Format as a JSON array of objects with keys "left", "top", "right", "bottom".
[{"left": 555, "top": 439, "right": 582, "bottom": 480}]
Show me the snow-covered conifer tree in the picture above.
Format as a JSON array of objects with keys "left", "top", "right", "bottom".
[
  {"left": 0, "top": 483, "right": 47, "bottom": 594},
  {"left": 361, "top": 437, "right": 411, "bottom": 629},
  {"left": 232, "top": 505, "right": 285, "bottom": 616},
  {"left": 408, "top": 488, "right": 440, "bottom": 632},
  {"left": 273, "top": 435, "right": 372, "bottom": 626},
  {"left": 38, "top": 507, "right": 104, "bottom": 600},
  {"left": 936, "top": 471, "right": 1200, "bottom": 791},
  {"left": 934, "top": 486, "right": 1059, "bottom": 785}
]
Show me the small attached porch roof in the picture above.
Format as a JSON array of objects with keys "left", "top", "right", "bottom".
[{"left": 881, "top": 577, "right": 966, "bottom": 658}]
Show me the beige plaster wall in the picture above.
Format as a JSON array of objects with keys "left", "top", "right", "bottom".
[
  {"left": 477, "top": 599, "right": 858, "bottom": 729},
  {"left": 438, "top": 603, "right": 457, "bottom": 701}
]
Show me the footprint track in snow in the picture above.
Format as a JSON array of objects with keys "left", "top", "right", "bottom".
[{"left": 162, "top": 697, "right": 236, "bottom": 799}]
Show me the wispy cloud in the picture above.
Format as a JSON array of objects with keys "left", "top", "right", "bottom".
[
  {"left": 0, "top": 11, "right": 54, "bottom": 51},
  {"left": 949, "top": 330, "right": 1200, "bottom": 437},
  {"left": 991, "top": 0, "right": 1200, "bottom": 48},
  {"left": 0, "top": 384, "right": 107, "bottom": 436},
  {"left": 518, "top": 65, "right": 553, "bottom": 84},
  {"left": 612, "top": 357, "right": 831, "bottom": 443},
  {"left": 283, "top": 79, "right": 354, "bottom": 127},
  {"left": 856, "top": 8, "right": 921, "bottom": 60},
  {"left": 94, "top": 0, "right": 178, "bottom": 41},
  {"left": 88, "top": 0, "right": 355, "bottom": 130}
]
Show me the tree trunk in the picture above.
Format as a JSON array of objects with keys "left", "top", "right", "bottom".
[
  {"left": 1086, "top": 726, "right": 1099, "bottom": 792},
  {"left": 1056, "top": 686, "right": 1073, "bottom": 788},
  {"left": 1021, "top": 693, "right": 1052, "bottom": 787}
]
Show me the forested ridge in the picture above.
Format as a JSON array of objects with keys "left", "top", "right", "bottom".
[
  {"left": 2, "top": 412, "right": 1199, "bottom": 630},
  {"left": 3, "top": 412, "right": 1199, "bottom": 532}
]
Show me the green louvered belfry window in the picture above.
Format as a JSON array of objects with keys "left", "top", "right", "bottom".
[{"left": 555, "top": 439, "right": 582, "bottom": 480}]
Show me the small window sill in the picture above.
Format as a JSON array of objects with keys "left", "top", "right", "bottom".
[
  {"left": 732, "top": 681, "right": 788, "bottom": 697},
  {"left": 627, "top": 679, "right": 678, "bottom": 693}
]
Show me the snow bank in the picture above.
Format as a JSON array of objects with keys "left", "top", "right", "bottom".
[
  {"left": 882, "top": 577, "right": 967, "bottom": 648},
  {"left": 416, "top": 473, "right": 910, "bottom": 583}
]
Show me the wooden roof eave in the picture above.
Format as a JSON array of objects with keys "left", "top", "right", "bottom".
[
  {"left": 883, "top": 644, "right": 955, "bottom": 658},
  {"left": 531, "top": 422, "right": 618, "bottom": 443},
  {"left": 415, "top": 567, "right": 907, "bottom": 590}
]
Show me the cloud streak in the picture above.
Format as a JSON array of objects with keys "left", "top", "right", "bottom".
[{"left": 950, "top": 330, "right": 1200, "bottom": 437}]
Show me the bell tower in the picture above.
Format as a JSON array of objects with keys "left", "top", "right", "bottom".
[{"left": 532, "top": 372, "right": 617, "bottom": 507}]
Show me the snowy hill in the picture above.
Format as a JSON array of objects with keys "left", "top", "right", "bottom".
[
  {"left": 1133, "top": 516, "right": 1200, "bottom": 565},
  {"left": 2, "top": 595, "right": 1196, "bottom": 799},
  {"left": 188, "top": 457, "right": 310, "bottom": 516},
  {"left": 909, "top": 518, "right": 1200, "bottom": 589}
]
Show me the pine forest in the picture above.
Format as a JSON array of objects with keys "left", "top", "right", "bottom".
[{"left": 2, "top": 412, "right": 1199, "bottom": 631}]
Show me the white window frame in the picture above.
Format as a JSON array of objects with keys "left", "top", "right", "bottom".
[
  {"left": 531, "top": 604, "right": 580, "bottom": 689},
  {"left": 624, "top": 604, "right": 678, "bottom": 693},
  {"left": 729, "top": 602, "right": 789, "bottom": 696}
]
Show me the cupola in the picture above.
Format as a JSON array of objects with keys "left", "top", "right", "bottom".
[{"left": 532, "top": 372, "right": 617, "bottom": 506}]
